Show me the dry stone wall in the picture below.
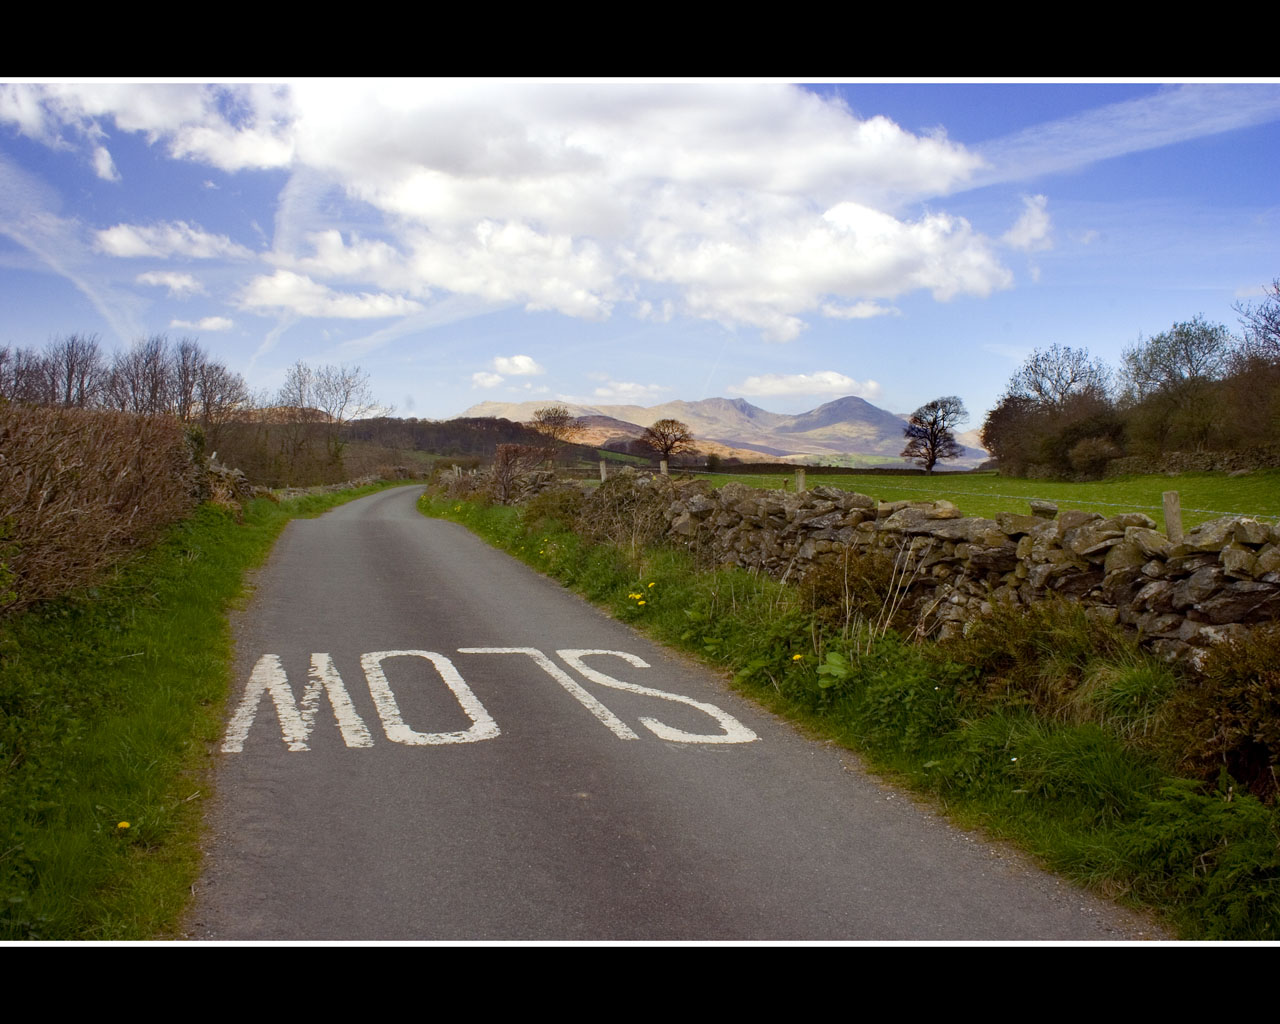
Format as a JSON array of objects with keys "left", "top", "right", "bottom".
[{"left": 630, "top": 472, "right": 1280, "bottom": 667}]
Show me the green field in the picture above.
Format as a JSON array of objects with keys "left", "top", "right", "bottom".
[{"left": 701, "top": 469, "right": 1280, "bottom": 532}]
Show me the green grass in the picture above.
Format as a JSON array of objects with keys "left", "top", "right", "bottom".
[
  {"left": 704, "top": 468, "right": 1280, "bottom": 531},
  {"left": 0, "top": 479, "right": 415, "bottom": 940},
  {"left": 421, "top": 488, "right": 1280, "bottom": 939}
]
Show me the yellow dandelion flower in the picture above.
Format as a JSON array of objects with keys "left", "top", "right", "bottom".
[
  {"left": 648, "top": 582, "right": 656, "bottom": 588},
  {"left": 638, "top": 600, "right": 646, "bottom": 605},
  {"left": 117, "top": 821, "right": 130, "bottom": 829},
  {"left": 792, "top": 653, "right": 804, "bottom": 661}
]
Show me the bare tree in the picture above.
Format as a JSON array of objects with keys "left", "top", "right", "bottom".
[
  {"left": 901, "top": 396, "right": 967, "bottom": 474},
  {"left": 1233, "top": 277, "right": 1280, "bottom": 361},
  {"left": 45, "top": 333, "right": 106, "bottom": 407},
  {"left": 107, "top": 336, "right": 172, "bottom": 414},
  {"left": 195, "top": 359, "right": 250, "bottom": 452},
  {"left": 640, "top": 418, "right": 697, "bottom": 467},
  {"left": 527, "top": 404, "right": 580, "bottom": 464},
  {"left": 1006, "top": 343, "right": 1110, "bottom": 410},
  {"left": 312, "top": 363, "right": 378, "bottom": 463}
]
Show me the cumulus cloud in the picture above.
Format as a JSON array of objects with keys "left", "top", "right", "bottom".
[
  {"left": 169, "top": 315, "right": 233, "bottom": 330},
  {"left": 9, "top": 82, "right": 1033, "bottom": 338},
  {"left": 239, "top": 270, "right": 424, "bottom": 319},
  {"left": 728, "top": 371, "right": 881, "bottom": 399},
  {"left": 492, "top": 354, "right": 544, "bottom": 376},
  {"left": 96, "top": 221, "right": 253, "bottom": 260},
  {"left": 471, "top": 371, "right": 503, "bottom": 388},
  {"left": 0, "top": 83, "right": 294, "bottom": 171},
  {"left": 137, "top": 270, "right": 203, "bottom": 297},
  {"left": 1001, "top": 194, "right": 1051, "bottom": 251}
]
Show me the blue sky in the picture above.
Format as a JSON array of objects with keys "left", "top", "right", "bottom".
[{"left": 1, "top": 79, "right": 1277, "bottom": 431}]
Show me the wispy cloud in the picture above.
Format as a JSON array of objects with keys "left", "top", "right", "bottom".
[
  {"left": 170, "top": 315, "right": 232, "bottom": 330},
  {"left": 974, "top": 83, "right": 1280, "bottom": 187}
]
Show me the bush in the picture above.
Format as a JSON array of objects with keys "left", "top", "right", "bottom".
[
  {"left": 0, "top": 405, "right": 197, "bottom": 613},
  {"left": 1164, "top": 623, "right": 1280, "bottom": 802}
]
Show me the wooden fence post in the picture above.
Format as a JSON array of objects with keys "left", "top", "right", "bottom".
[
  {"left": 1163, "top": 490, "right": 1183, "bottom": 544},
  {"left": 599, "top": 459, "right": 607, "bottom": 482},
  {"left": 795, "top": 468, "right": 806, "bottom": 493},
  {"left": 659, "top": 458, "right": 669, "bottom": 476}
]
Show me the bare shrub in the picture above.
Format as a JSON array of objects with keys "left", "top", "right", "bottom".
[{"left": 0, "top": 405, "right": 198, "bottom": 612}]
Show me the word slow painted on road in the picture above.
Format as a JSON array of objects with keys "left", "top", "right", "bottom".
[{"left": 222, "top": 647, "right": 758, "bottom": 752}]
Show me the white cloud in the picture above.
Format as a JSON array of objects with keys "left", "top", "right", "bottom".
[
  {"left": 589, "top": 378, "right": 669, "bottom": 402},
  {"left": 728, "top": 370, "right": 881, "bottom": 399},
  {"left": 492, "top": 354, "right": 544, "bottom": 376},
  {"left": 9, "top": 82, "right": 1041, "bottom": 338},
  {"left": 1001, "top": 194, "right": 1051, "bottom": 251},
  {"left": 821, "top": 301, "right": 900, "bottom": 319},
  {"left": 169, "top": 315, "right": 233, "bottom": 331},
  {"left": 471, "top": 371, "right": 503, "bottom": 388},
  {"left": 974, "top": 83, "right": 1280, "bottom": 188},
  {"left": 239, "top": 270, "right": 424, "bottom": 319},
  {"left": 137, "top": 270, "right": 203, "bottom": 297},
  {"left": 91, "top": 145, "right": 120, "bottom": 182},
  {"left": 96, "top": 221, "right": 253, "bottom": 260},
  {"left": 0, "top": 83, "right": 295, "bottom": 172}
]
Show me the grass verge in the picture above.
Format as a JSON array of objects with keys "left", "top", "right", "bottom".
[
  {"left": 421, "top": 489, "right": 1280, "bottom": 940},
  {"left": 0, "top": 480, "right": 416, "bottom": 940}
]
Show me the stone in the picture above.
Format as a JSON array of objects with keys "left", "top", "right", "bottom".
[
  {"left": 996, "top": 512, "right": 1044, "bottom": 537},
  {"left": 1171, "top": 566, "right": 1225, "bottom": 610},
  {"left": 1125, "top": 526, "right": 1172, "bottom": 560},
  {"left": 1233, "top": 519, "right": 1271, "bottom": 546},
  {"left": 1198, "top": 581, "right": 1280, "bottom": 624},
  {"left": 1029, "top": 500, "right": 1058, "bottom": 519},
  {"left": 1220, "top": 542, "right": 1259, "bottom": 579},
  {"left": 1104, "top": 539, "right": 1149, "bottom": 574}
]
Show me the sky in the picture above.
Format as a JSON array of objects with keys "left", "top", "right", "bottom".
[{"left": 1, "top": 79, "right": 1278, "bottom": 430}]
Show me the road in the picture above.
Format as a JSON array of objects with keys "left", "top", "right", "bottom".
[{"left": 186, "top": 485, "right": 1161, "bottom": 941}]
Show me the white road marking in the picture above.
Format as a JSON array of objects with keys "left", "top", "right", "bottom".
[
  {"left": 302, "top": 654, "right": 375, "bottom": 748},
  {"left": 361, "top": 650, "right": 500, "bottom": 745},
  {"left": 458, "top": 647, "right": 639, "bottom": 740},
  {"left": 223, "top": 653, "right": 372, "bottom": 753},
  {"left": 556, "top": 650, "right": 758, "bottom": 744}
]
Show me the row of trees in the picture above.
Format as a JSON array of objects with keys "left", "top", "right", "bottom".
[
  {"left": 1, "top": 333, "right": 251, "bottom": 453},
  {"left": 980, "top": 281, "right": 1280, "bottom": 479},
  {"left": 2, "top": 332, "right": 387, "bottom": 487}
]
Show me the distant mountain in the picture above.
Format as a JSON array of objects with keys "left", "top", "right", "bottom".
[{"left": 458, "top": 395, "right": 988, "bottom": 467}]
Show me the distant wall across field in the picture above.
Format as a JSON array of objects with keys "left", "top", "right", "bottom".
[
  {"left": 1106, "top": 444, "right": 1280, "bottom": 477},
  {"left": 641, "top": 471, "right": 1280, "bottom": 668}
]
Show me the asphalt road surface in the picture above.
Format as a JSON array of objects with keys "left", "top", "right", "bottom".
[{"left": 187, "top": 485, "right": 1162, "bottom": 941}]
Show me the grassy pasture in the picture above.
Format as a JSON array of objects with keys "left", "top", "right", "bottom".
[{"left": 702, "top": 469, "right": 1280, "bottom": 531}]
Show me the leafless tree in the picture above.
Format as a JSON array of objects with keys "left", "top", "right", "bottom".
[
  {"left": 195, "top": 359, "right": 250, "bottom": 452},
  {"left": 1233, "top": 277, "right": 1280, "bottom": 361},
  {"left": 44, "top": 333, "right": 106, "bottom": 407},
  {"left": 901, "top": 396, "right": 967, "bottom": 474},
  {"left": 527, "top": 404, "right": 580, "bottom": 464},
  {"left": 107, "top": 335, "right": 172, "bottom": 414},
  {"left": 1006, "top": 343, "right": 1111, "bottom": 410},
  {"left": 313, "top": 363, "right": 379, "bottom": 463}
]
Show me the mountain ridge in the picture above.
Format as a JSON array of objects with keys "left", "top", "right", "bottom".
[{"left": 459, "top": 395, "right": 988, "bottom": 467}]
